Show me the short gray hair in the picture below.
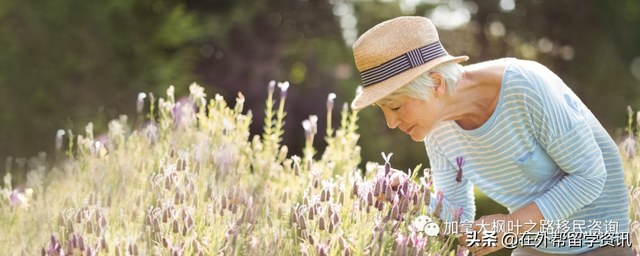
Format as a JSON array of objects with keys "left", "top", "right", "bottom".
[{"left": 376, "top": 61, "right": 463, "bottom": 106}]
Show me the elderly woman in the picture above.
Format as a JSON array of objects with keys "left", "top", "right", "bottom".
[{"left": 351, "top": 16, "right": 632, "bottom": 256}]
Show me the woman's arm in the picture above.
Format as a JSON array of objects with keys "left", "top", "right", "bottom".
[
  {"left": 424, "top": 136, "right": 476, "bottom": 223},
  {"left": 521, "top": 61, "right": 607, "bottom": 222}
]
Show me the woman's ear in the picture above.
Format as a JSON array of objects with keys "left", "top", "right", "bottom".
[{"left": 428, "top": 72, "right": 446, "bottom": 98}]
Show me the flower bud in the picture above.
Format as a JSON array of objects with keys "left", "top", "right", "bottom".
[
  {"left": 153, "top": 217, "right": 161, "bottom": 232},
  {"left": 327, "top": 93, "right": 336, "bottom": 113},
  {"left": 67, "top": 220, "right": 75, "bottom": 233},
  {"left": 78, "top": 235, "right": 85, "bottom": 251},
  {"left": 385, "top": 185, "right": 394, "bottom": 202},
  {"left": 56, "top": 129, "right": 65, "bottom": 150},
  {"left": 293, "top": 161, "right": 301, "bottom": 176},
  {"left": 308, "top": 206, "right": 315, "bottom": 220},
  {"left": 434, "top": 201, "right": 443, "bottom": 219},
  {"left": 391, "top": 205, "right": 399, "bottom": 220},
  {"left": 101, "top": 236, "right": 109, "bottom": 252},
  {"left": 278, "top": 146, "right": 288, "bottom": 163},
  {"left": 350, "top": 182, "right": 358, "bottom": 199},
  {"left": 137, "top": 93, "right": 146, "bottom": 113},
  {"left": 385, "top": 163, "right": 391, "bottom": 176},
  {"left": 182, "top": 223, "right": 188, "bottom": 236},
  {"left": 306, "top": 158, "right": 313, "bottom": 172},
  {"left": 268, "top": 80, "right": 276, "bottom": 94},
  {"left": 299, "top": 214, "right": 307, "bottom": 230},
  {"left": 172, "top": 218, "right": 179, "bottom": 233},
  {"left": 221, "top": 195, "right": 227, "bottom": 210},
  {"left": 281, "top": 189, "right": 288, "bottom": 204},
  {"left": 423, "top": 188, "right": 431, "bottom": 206},
  {"left": 321, "top": 189, "right": 327, "bottom": 202},
  {"left": 319, "top": 216, "right": 326, "bottom": 231},
  {"left": 86, "top": 220, "right": 93, "bottom": 234},
  {"left": 400, "top": 198, "right": 409, "bottom": 214},
  {"left": 278, "top": 81, "right": 289, "bottom": 98},
  {"left": 66, "top": 240, "right": 74, "bottom": 255},
  {"left": 187, "top": 214, "right": 194, "bottom": 228},
  {"left": 175, "top": 189, "right": 181, "bottom": 204},
  {"left": 338, "top": 190, "right": 345, "bottom": 205},
  {"left": 162, "top": 237, "right": 169, "bottom": 248},
  {"left": 374, "top": 179, "right": 382, "bottom": 197}
]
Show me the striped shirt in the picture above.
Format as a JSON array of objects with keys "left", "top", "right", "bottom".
[{"left": 424, "top": 58, "right": 630, "bottom": 254}]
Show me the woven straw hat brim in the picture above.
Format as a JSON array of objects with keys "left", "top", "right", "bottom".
[{"left": 351, "top": 54, "right": 468, "bottom": 111}]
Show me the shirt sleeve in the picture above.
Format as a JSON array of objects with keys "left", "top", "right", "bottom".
[
  {"left": 424, "top": 136, "right": 476, "bottom": 223},
  {"left": 521, "top": 61, "right": 607, "bottom": 221}
]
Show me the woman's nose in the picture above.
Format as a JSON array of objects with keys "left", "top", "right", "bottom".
[{"left": 383, "top": 109, "right": 400, "bottom": 129}]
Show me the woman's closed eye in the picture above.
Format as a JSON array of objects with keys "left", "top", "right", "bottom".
[{"left": 390, "top": 105, "right": 402, "bottom": 111}]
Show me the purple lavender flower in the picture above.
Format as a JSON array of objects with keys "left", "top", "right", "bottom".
[
  {"left": 374, "top": 178, "right": 382, "bottom": 197},
  {"left": 456, "top": 156, "right": 465, "bottom": 183},
  {"left": 268, "top": 80, "right": 276, "bottom": 94},
  {"left": 453, "top": 206, "right": 464, "bottom": 223},
  {"left": 381, "top": 152, "right": 393, "bottom": 176}
]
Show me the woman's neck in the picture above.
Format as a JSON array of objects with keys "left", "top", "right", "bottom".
[{"left": 443, "top": 62, "right": 507, "bottom": 130}]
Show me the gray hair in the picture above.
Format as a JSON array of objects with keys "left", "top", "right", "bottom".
[{"left": 375, "top": 61, "right": 463, "bottom": 106}]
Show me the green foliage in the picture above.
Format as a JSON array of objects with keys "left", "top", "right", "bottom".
[{"left": 0, "top": 0, "right": 211, "bottom": 165}]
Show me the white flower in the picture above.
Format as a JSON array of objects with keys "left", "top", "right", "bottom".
[
  {"left": 85, "top": 122, "right": 94, "bottom": 139},
  {"left": 137, "top": 92, "right": 147, "bottom": 113},
  {"left": 56, "top": 129, "right": 65, "bottom": 150},
  {"left": 167, "top": 85, "right": 175, "bottom": 102},
  {"left": 327, "top": 93, "right": 336, "bottom": 111},
  {"left": 278, "top": 81, "right": 290, "bottom": 98},
  {"left": 277, "top": 81, "right": 290, "bottom": 92},
  {"left": 302, "top": 120, "right": 312, "bottom": 134}
]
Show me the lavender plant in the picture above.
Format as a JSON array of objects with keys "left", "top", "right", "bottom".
[{"left": 0, "top": 81, "right": 517, "bottom": 256}]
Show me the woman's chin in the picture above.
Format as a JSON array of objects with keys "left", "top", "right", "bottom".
[{"left": 409, "top": 132, "right": 426, "bottom": 142}]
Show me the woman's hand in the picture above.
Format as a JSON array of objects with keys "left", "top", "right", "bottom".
[
  {"left": 457, "top": 214, "right": 514, "bottom": 256},
  {"left": 376, "top": 166, "right": 408, "bottom": 189},
  {"left": 457, "top": 202, "right": 544, "bottom": 255}
]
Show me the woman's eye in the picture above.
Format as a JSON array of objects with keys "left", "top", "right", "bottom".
[{"left": 391, "top": 106, "right": 401, "bottom": 111}]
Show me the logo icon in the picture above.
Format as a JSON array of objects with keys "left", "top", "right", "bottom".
[{"left": 413, "top": 215, "right": 440, "bottom": 237}]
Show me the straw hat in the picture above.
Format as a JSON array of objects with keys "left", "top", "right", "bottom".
[{"left": 351, "top": 16, "right": 468, "bottom": 111}]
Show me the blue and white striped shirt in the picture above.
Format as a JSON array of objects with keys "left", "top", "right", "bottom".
[{"left": 425, "top": 58, "right": 630, "bottom": 254}]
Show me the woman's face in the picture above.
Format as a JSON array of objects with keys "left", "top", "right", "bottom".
[{"left": 379, "top": 94, "right": 442, "bottom": 142}]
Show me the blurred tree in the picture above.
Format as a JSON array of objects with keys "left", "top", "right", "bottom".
[{"left": 0, "top": 0, "right": 211, "bottom": 177}]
